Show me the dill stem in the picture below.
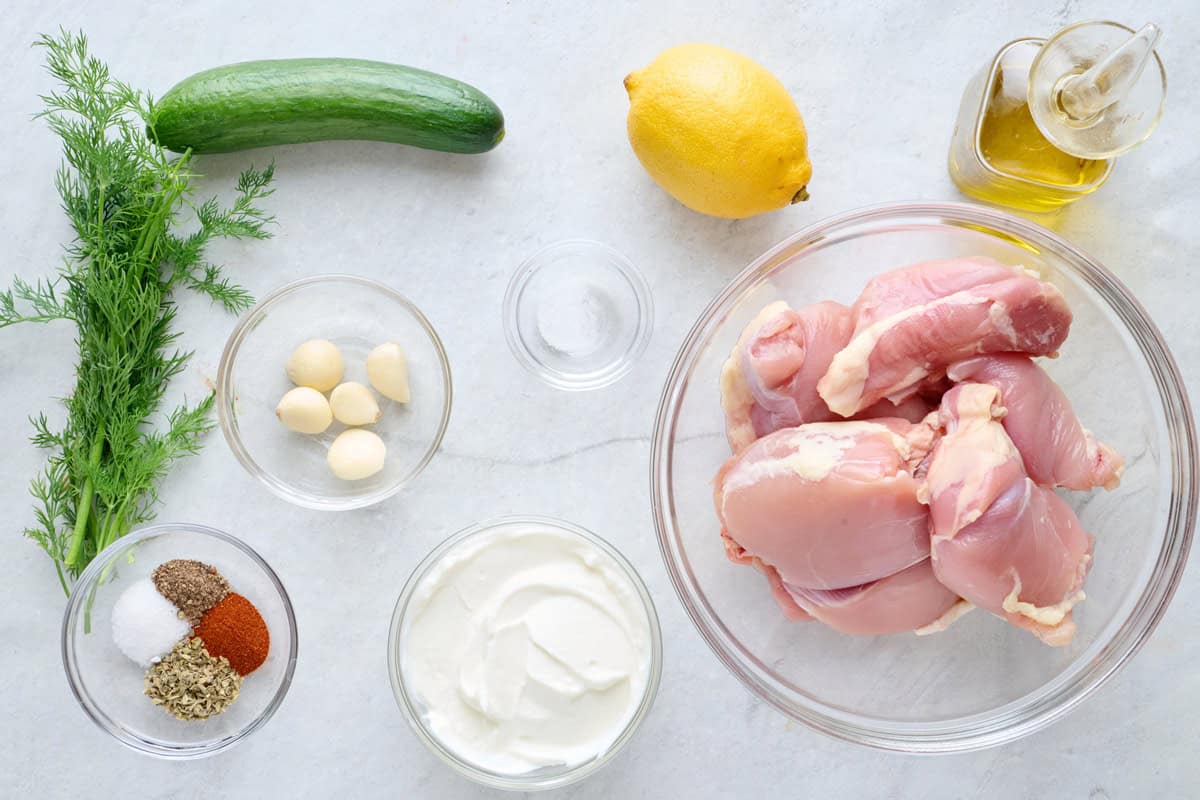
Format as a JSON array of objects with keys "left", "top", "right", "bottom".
[
  {"left": 64, "top": 423, "right": 105, "bottom": 568},
  {"left": 54, "top": 560, "right": 68, "bottom": 597},
  {"left": 98, "top": 497, "right": 128, "bottom": 553},
  {"left": 135, "top": 156, "right": 187, "bottom": 261},
  {"left": 94, "top": 184, "right": 105, "bottom": 254}
]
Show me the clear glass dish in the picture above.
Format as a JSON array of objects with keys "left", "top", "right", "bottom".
[
  {"left": 217, "top": 274, "right": 452, "bottom": 510},
  {"left": 651, "top": 202, "right": 1196, "bottom": 752},
  {"left": 503, "top": 240, "right": 654, "bottom": 391},
  {"left": 61, "top": 523, "right": 298, "bottom": 759},
  {"left": 387, "top": 516, "right": 663, "bottom": 790}
]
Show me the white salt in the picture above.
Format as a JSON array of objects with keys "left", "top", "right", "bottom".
[
  {"left": 111, "top": 578, "right": 190, "bottom": 667},
  {"left": 536, "top": 282, "right": 610, "bottom": 356}
]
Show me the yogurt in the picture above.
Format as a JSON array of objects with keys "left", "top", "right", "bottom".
[{"left": 401, "top": 522, "right": 654, "bottom": 775}]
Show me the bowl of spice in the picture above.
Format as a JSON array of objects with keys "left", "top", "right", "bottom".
[{"left": 62, "top": 523, "right": 297, "bottom": 758}]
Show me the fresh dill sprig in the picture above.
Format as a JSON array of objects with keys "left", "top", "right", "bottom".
[
  {"left": 3, "top": 30, "right": 276, "bottom": 590},
  {"left": 0, "top": 277, "right": 72, "bottom": 325}
]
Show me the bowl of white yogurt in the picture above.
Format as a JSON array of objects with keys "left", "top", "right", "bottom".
[{"left": 388, "top": 516, "right": 662, "bottom": 791}]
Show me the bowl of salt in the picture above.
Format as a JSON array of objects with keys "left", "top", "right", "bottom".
[{"left": 503, "top": 239, "right": 653, "bottom": 390}]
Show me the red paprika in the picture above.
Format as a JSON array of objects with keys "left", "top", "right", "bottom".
[{"left": 195, "top": 593, "right": 270, "bottom": 676}]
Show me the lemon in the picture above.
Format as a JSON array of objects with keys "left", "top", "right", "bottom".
[{"left": 624, "top": 43, "right": 812, "bottom": 219}]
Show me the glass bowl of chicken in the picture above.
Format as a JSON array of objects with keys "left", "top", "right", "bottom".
[{"left": 651, "top": 202, "right": 1196, "bottom": 752}]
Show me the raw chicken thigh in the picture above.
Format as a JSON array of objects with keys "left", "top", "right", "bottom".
[
  {"left": 722, "top": 525, "right": 965, "bottom": 634},
  {"left": 922, "top": 383, "right": 1094, "bottom": 646},
  {"left": 780, "top": 558, "right": 964, "bottom": 636},
  {"left": 720, "top": 304, "right": 788, "bottom": 452},
  {"left": 849, "top": 256, "right": 1023, "bottom": 327},
  {"left": 947, "top": 354, "right": 1123, "bottom": 490},
  {"left": 720, "top": 300, "right": 937, "bottom": 451},
  {"left": 720, "top": 301, "right": 852, "bottom": 451},
  {"left": 818, "top": 258, "right": 1073, "bottom": 416},
  {"left": 715, "top": 419, "right": 935, "bottom": 590},
  {"left": 713, "top": 258, "right": 1118, "bottom": 644}
]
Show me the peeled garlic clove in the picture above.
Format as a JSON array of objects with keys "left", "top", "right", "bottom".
[
  {"left": 327, "top": 429, "right": 386, "bottom": 480},
  {"left": 276, "top": 387, "right": 333, "bottom": 434},
  {"left": 329, "top": 382, "right": 381, "bottom": 426},
  {"left": 287, "top": 339, "right": 344, "bottom": 392},
  {"left": 366, "top": 342, "right": 411, "bottom": 403}
]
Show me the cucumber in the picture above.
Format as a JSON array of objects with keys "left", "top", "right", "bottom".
[{"left": 148, "top": 58, "right": 505, "bottom": 155}]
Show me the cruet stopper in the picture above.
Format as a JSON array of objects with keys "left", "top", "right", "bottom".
[{"left": 1027, "top": 21, "right": 1166, "bottom": 160}]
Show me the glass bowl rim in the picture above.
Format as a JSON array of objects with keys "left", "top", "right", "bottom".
[
  {"left": 387, "top": 514, "right": 664, "bottom": 790},
  {"left": 502, "top": 239, "right": 655, "bottom": 392},
  {"left": 216, "top": 273, "right": 453, "bottom": 511},
  {"left": 60, "top": 522, "right": 300, "bottom": 760},
  {"left": 650, "top": 200, "right": 1197, "bottom": 753}
]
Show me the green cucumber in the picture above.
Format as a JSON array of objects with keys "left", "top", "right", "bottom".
[{"left": 148, "top": 58, "right": 505, "bottom": 155}]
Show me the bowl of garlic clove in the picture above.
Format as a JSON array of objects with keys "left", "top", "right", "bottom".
[
  {"left": 651, "top": 202, "right": 1196, "bottom": 753},
  {"left": 217, "top": 275, "right": 452, "bottom": 510}
]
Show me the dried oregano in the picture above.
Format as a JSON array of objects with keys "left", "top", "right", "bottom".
[{"left": 144, "top": 637, "right": 242, "bottom": 720}]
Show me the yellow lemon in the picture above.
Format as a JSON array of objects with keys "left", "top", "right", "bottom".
[{"left": 624, "top": 43, "right": 812, "bottom": 219}]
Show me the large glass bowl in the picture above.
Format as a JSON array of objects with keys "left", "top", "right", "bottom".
[
  {"left": 61, "top": 523, "right": 298, "bottom": 758},
  {"left": 651, "top": 202, "right": 1196, "bottom": 752}
]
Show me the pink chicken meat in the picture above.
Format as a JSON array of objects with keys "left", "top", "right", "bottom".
[
  {"left": 849, "top": 256, "right": 1022, "bottom": 327},
  {"left": 948, "top": 354, "right": 1123, "bottom": 490},
  {"left": 715, "top": 418, "right": 936, "bottom": 590},
  {"left": 818, "top": 257, "right": 1073, "bottom": 417},
  {"left": 724, "top": 523, "right": 967, "bottom": 634},
  {"left": 922, "top": 383, "right": 1094, "bottom": 646},
  {"left": 720, "top": 301, "right": 937, "bottom": 452},
  {"left": 720, "top": 301, "right": 852, "bottom": 451},
  {"left": 780, "top": 559, "right": 966, "bottom": 636}
]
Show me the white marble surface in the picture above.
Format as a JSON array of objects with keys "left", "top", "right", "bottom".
[{"left": 1, "top": 1, "right": 1196, "bottom": 797}]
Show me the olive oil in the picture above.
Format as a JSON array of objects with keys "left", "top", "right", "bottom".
[
  {"left": 978, "top": 55, "right": 1110, "bottom": 187},
  {"left": 949, "top": 40, "right": 1111, "bottom": 212},
  {"left": 949, "top": 22, "right": 1165, "bottom": 213}
]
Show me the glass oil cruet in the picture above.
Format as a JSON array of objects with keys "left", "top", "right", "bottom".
[{"left": 949, "top": 21, "right": 1166, "bottom": 213}]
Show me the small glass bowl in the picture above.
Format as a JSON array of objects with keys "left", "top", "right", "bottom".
[
  {"left": 217, "top": 274, "right": 452, "bottom": 510},
  {"left": 61, "top": 523, "right": 298, "bottom": 759},
  {"left": 503, "top": 240, "right": 653, "bottom": 391},
  {"left": 388, "top": 516, "right": 663, "bottom": 791}
]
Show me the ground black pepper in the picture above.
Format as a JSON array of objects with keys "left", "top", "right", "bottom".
[{"left": 152, "top": 559, "right": 230, "bottom": 624}]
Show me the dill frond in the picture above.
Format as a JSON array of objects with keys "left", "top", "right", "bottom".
[{"left": 6, "top": 30, "right": 276, "bottom": 589}]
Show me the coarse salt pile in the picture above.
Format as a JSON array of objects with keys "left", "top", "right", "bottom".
[{"left": 111, "top": 578, "right": 191, "bottom": 667}]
